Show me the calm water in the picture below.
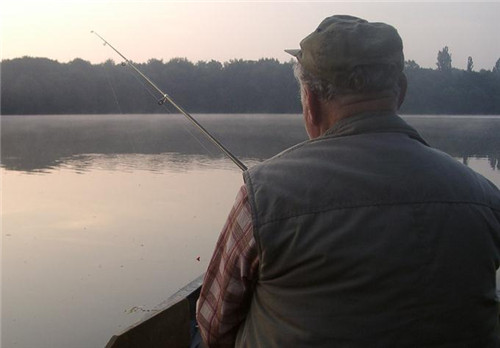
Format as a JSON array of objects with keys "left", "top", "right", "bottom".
[{"left": 2, "top": 114, "right": 500, "bottom": 348}]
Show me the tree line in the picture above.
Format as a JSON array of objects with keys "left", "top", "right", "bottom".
[{"left": 1, "top": 50, "right": 500, "bottom": 115}]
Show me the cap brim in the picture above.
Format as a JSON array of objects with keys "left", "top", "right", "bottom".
[{"left": 284, "top": 49, "right": 301, "bottom": 57}]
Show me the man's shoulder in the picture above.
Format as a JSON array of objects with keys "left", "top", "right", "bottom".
[{"left": 247, "top": 135, "right": 341, "bottom": 175}]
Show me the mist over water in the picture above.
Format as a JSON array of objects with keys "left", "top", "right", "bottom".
[
  {"left": 1, "top": 114, "right": 500, "bottom": 348},
  {"left": 0, "top": 114, "right": 307, "bottom": 172},
  {"left": 2, "top": 114, "right": 500, "bottom": 173}
]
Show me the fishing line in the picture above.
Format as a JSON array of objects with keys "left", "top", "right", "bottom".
[
  {"left": 128, "top": 69, "right": 162, "bottom": 104},
  {"left": 103, "top": 65, "right": 142, "bottom": 153},
  {"left": 103, "top": 63, "right": 123, "bottom": 114},
  {"left": 91, "top": 31, "right": 247, "bottom": 171}
]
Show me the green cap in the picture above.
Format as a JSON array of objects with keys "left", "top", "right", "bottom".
[{"left": 286, "top": 15, "right": 404, "bottom": 80}]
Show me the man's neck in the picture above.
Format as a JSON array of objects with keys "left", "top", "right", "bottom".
[{"left": 320, "top": 94, "right": 398, "bottom": 135}]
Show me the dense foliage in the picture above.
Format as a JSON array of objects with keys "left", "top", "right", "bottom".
[{"left": 1, "top": 55, "right": 500, "bottom": 115}]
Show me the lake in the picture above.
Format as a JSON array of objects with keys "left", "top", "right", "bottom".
[{"left": 1, "top": 114, "right": 500, "bottom": 348}]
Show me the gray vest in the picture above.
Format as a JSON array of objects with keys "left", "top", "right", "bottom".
[{"left": 237, "top": 113, "right": 500, "bottom": 347}]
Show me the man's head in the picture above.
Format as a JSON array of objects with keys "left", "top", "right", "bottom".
[{"left": 286, "top": 15, "right": 407, "bottom": 138}]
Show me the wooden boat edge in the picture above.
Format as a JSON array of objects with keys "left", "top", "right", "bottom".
[{"left": 105, "top": 273, "right": 204, "bottom": 348}]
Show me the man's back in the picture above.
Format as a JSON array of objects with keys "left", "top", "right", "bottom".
[{"left": 238, "top": 113, "right": 500, "bottom": 347}]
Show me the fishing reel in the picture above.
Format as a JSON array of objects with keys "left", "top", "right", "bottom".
[{"left": 158, "top": 95, "right": 168, "bottom": 105}]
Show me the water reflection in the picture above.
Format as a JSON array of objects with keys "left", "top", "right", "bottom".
[
  {"left": 2, "top": 162, "right": 244, "bottom": 348},
  {"left": 60, "top": 153, "right": 240, "bottom": 174},
  {"left": 0, "top": 114, "right": 306, "bottom": 172},
  {"left": 3, "top": 114, "right": 498, "bottom": 173},
  {"left": 404, "top": 115, "right": 500, "bottom": 171}
]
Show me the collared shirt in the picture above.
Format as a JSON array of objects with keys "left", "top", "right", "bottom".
[{"left": 196, "top": 185, "right": 258, "bottom": 347}]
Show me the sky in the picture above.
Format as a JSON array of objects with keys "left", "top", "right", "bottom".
[{"left": 1, "top": 1, "right": 499, "bottom": 71}]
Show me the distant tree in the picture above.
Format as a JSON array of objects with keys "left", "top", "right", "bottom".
[
  {"left": 467, "top": 56, "right": 474, "bottom": 72},
  {"left": 494, "top": 58, "right": 500, "bottom": 73},
  {"left": 437, "top": 46, "right": 452, "bottom": 72},
  {"left": 2, "top": 55, "right": 500, "bottom": 115},
  {"left": 404, "top": 60, "right": 420, "bottom": 70}
]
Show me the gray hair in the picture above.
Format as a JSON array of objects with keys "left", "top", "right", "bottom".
[{"left": 293, "top": 63, "right": 403, "bottom": 102}]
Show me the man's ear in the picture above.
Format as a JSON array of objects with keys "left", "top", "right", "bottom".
[
  {"left": 304, "top": 88, "right": 322, "bottom": 126},
  {"left": 302, "top": 87, "right": 324, "bottom": 139},
  {"left": 397, "top": 73, "right": 407, "bottom": 109}
]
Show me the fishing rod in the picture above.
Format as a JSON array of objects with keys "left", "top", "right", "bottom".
[{"left": 91, "top": 31, "right": 247, "bottom": 172}]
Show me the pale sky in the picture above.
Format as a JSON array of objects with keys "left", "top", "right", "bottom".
[{"left": 1, "top": 1, "right": 499, "bottom": 70}]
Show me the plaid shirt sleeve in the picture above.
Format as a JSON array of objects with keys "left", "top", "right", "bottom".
[{"left": 196, "top": 184, "right": 258, "bottom": 348}]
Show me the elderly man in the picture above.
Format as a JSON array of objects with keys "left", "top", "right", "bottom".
[{"left": 197, "top": 15, "right": 500, "bottom": 347}]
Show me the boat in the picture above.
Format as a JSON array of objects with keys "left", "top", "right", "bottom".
[{"left": 105, "top": 274, "right": 204, "bottom": 348}]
